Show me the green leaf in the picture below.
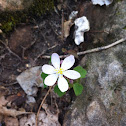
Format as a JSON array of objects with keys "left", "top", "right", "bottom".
[
  {"left": 43, "top": 83, "right": 47, "bottom": 88},
  {"left": 66, "top": 78, "right": 73, "bottom": 88},
  {"left": 73, "top": 83, "right": 83, "bottom": 96},
  {"left": 69, "top": 83, "right": 73, "bottom": 88},
  {"left": 41, "top": 72, "right": 48, "bottom": 80},
  {"left": 74, "top": 66, "right": 87, "bottom": 78},
  {"left": 41, "top": 72, "right": 48, "bottom": 88},
  {"left": 49, "top": 56, "right": 51, "bottom": 64},
  {"left": 54, "top": 85, "right": 65, "bottom": 97}
]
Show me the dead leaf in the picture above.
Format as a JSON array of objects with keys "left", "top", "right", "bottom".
[
  {"left": 0, "top": 24, "right": 2, "bottom": 34},
  {"left": 0, "top": 114, "right": 3, "bottom": 124},
  {"left": 6, "top": 92, "right": 26, "bottom": 107},
  {"left": 0, "top": 107, "right": 32, "bottom": 117},
  {"left": 19, "top": 114, "right": 36, "bottom": 126},
  {"left": 64, "top": 20, "right": 73, "bottom": 38},
  {"left": 62, "top": 48, "right": 78, "bottom": 58},
  {"left": 62, "top": 48, "right": 67, "bottom": 53},
  {"left": 0, "top": 96, "right": 8, "bottom": 107},
  {"left": 0, "top": 29, "right": 2, "bottom": 34},
  {"left": 4, "top": 117, "right": 18, "bottom": 126},
  {"left": 19, "top": 111, "right": 61, "bottom": 126},
  {"left": 42, "top": 104, "right": 59, "bottom": 122},
  {"left": 0, "top": 96, "right": 31, "bottom": 117},
  {"left": 0, "top": 86, "right": 9, "bottom": 97},
  {"left": 67, "top": 50, "right": 78, "bottom": 58},
  {"left": 19, "top": 104, "right": 60, "bottom": 126}
]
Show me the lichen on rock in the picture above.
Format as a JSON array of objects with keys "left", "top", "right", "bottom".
[{"left": 74, "top": 16, "right": 90, "bottom": 45}]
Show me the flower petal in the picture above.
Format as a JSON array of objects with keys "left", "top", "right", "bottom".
[
  {"left": 51, "top": 53, "right": 60, "bottom": 69},
  {"left": 61, "top": 55, "right": 75, "bottom": 70},
  {"left": 44, "top": 74, "right": 58, "bottom": 86},
  {"left": 58, "top": 75, "right": 69, "bottom": 92},
  {"left": 42, "top": 64, "right": 55, "bottom": 74},
  {"left": 63, "top": 70, "right": 81, "bottom": 79}
]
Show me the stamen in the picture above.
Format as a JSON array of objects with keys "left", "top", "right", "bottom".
[{"left": 55, "top": 68, "right": 64, "bottom": 75}]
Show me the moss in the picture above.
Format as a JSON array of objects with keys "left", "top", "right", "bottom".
[
  {"left": 0, "top": 11, "right": 27, "bottom": 33},
  {"left": 113, "top": 0, "right": 124, "bottom": 4},
  {"left": 0, "top": 0, "right": 54, "bottom": 34},
  {"left": 115, "top": 0, "right": 123, "bottom": 2},
  {"left": 29, "top": 0, "right": 54, "bottom": 17},
  {"left": 123, "top": 26, "right": 126, "bottom": 29}
]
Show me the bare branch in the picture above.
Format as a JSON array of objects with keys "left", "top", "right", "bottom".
[
  {"left": 61, "top": 3, "right": 64, "bottom": 42},
  {"left": 0, "top": 53, "right": 8, "bottom": 61},
  {"left": 77, "top": 37, "right": 126, "bottom": 55},
  {"left": 41, "top": 38, "right": 126, "bottom": 59},
  {"left": 0, "top": 40, "right": 21, "bottom": 61},
  {"left": 36, "top": 86, "right": 52, "bottom": 126},
  {"left": 34, "top": 44, "right": 59, "bottom": 63}
]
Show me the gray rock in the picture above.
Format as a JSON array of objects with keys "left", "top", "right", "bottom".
[
  {"left": 86, "top": 100, "right": 109, "bottom": 126},
  {"left": 120, "top": 114, "right": 126, "bottom": 126},
  {"left": 17, "top": 66, "right": 43, "bottom": 96},
  {"left": 63, "top": 1, "right": 126, "bottom": 126},
  {"left": 26, "top": 96, "right": 36, "bottom": 104}
]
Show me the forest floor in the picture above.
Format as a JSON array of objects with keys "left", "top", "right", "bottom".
[{"left": 0, "top": 1, "right": 90, "bottom": 125}]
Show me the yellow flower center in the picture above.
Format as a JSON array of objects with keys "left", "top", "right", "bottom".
[{"left": 55, "top": 68, "right": 64, "bottom": 74}]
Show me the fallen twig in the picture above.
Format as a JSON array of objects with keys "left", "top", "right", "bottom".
[
  {"left": 61, "top": 1, "right": 64, "bottom": 42},
  {"left": 0, "top": 107, "right": 32, "bottom": 117},
  {"left": 21, "top": 37, "right": 37, "bottom": 59},
  {"left": 41, "top": 38, "right": 126, "bottom": 59},
  {"left": 0, "top": 53, "right": 8, "bottom": 61},
  {"left": 34, "top": 44, "right": 59, "bottom": 63},
  {"left": 34, "top": 50, "right": 47, "bottom": 63},
  {"left": 0, "top": 40, "right": 21, "bottom": 61},
  {"left": 1, "top": 81, "right": 18, "bottom": 86},
  {"left": 36, "top": 86, "right": 52, "bottom": 126}
]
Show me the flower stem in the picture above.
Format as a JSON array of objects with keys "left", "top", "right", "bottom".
[{"left": 36, "top": 86, "right": 52, "bottom": 126}]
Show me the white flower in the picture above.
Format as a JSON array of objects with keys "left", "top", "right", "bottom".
[{"left": 42, "top": 53, "right": 81, "bottom": 92}]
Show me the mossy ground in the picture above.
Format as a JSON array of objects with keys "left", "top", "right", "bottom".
[
  {"left": 0, "top": 0, "right": 54, "bottom": 34},
  {"left": 0, "top": 11, "right": 27, "bottom": 33}
]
